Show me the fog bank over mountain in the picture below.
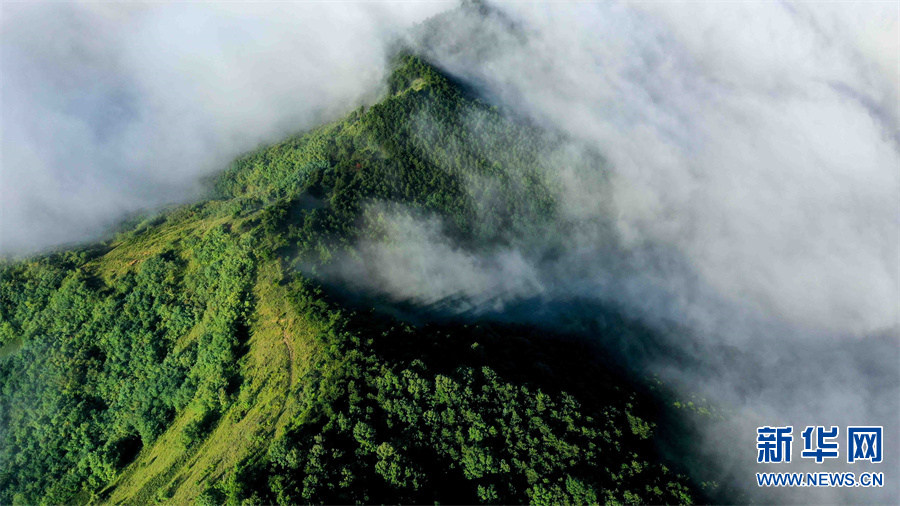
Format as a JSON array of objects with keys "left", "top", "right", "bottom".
[
  {"left": 1, "top": 1, "right": 449, "bottom": 254},
  {"left": 399, "top": 1, "right": 898, "bottom": 338}
]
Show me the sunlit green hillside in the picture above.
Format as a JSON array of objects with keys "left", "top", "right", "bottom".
[{"left": 0, "top": 55, "right": 695, "bottom": 505}]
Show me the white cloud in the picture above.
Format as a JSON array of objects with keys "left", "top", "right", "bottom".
[{"left": 0, "top": 1, "right": 451, "bottom": 254}]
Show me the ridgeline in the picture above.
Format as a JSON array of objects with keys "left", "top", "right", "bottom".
[{"left": 0, "top": 55, "right": 697, "bottom": 505}]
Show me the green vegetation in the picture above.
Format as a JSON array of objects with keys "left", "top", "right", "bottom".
[{"left": 0, "top": 55, "right": 695, "bottom": 504}]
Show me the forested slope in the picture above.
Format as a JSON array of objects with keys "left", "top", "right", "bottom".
[{"left": 0, "top": 55, "right": 696, "bottom": 505}]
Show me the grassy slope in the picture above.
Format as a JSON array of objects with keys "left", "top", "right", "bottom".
[
  {"left": 58, "top": 190, "right": 326, "bottom": 504},
  {"left": 102, "top": 260, "right": 320, "bottom": 505}
]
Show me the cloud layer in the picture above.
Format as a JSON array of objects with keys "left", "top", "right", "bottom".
[
  {"left": 405, "top": 1, "right": 899, "bottom": 338},
  {"left": 1, "top": 1, "right": 449, "bottom": 254}
]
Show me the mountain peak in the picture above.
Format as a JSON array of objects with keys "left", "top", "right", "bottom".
[{"left": 0, "top": 48, "right": 697, "bottom": 506}]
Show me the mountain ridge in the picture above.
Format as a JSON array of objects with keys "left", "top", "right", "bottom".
[{"left": 0, "top": 54, "right": 702, "bottom": 505}]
